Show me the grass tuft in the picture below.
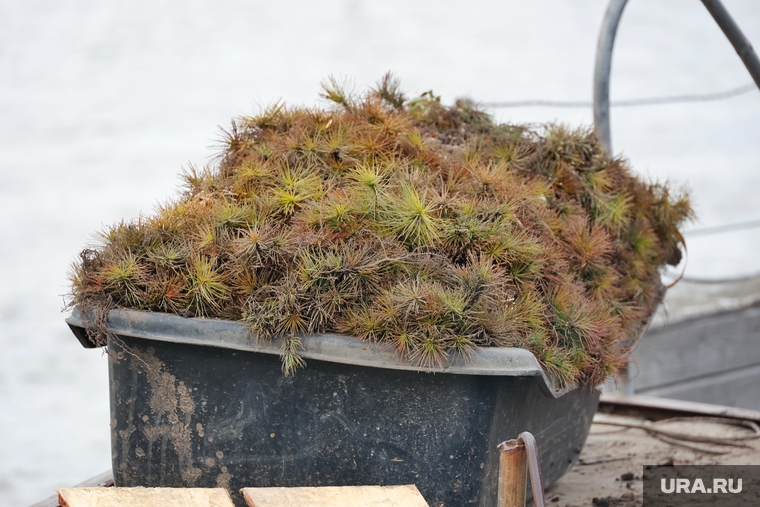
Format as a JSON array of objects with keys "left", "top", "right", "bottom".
[{"left": 381, "top": 184, "right": 442, "bottom": 248}]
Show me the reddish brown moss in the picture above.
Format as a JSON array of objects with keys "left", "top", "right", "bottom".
[{"left": 69, "top": 74, "right": 693, "bottom": 385}]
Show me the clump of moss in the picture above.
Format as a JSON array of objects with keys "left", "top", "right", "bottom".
[{"left": 69, "top": 73, "right": 693, "bottom": 386}]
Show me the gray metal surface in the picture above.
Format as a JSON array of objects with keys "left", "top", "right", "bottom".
[
  {"left": 637, "top": 363, "right": 760, "bottom": 409},
  {"left": 650, "top": 276, "right": 760, "bottom": 329},
  {"left": 635, "top": 304, "right": 760, "bottom": 389},
  {"left": 633, "top": 304, "right": 760, "bottom": 410},
  {"left": 66, "top": 308, "right": 574, "bottom": 398}
]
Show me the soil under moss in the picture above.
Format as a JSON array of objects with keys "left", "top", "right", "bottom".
[{"left": 68, "top": 74, "right": 693, "bottom": 386}]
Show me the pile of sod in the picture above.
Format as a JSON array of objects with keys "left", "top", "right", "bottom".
[{"left": 69, "top": 74, "right": 693, "bottom": 386}]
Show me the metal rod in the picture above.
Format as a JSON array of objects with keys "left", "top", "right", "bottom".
[
  {"left": 593, "top": 0, "right": 629, "bottom": 154},
  {"left": 700, "top": 0, "right": 760, "bottom": 89},
  {"left": 517, "top": 432, "right": 546, "bottom": 507},
  {"left": 498, "top": 439, "right": 527, "bottom": 507},
  {"left": 593, "top": 0, "right": 760, "bottom": 155}
]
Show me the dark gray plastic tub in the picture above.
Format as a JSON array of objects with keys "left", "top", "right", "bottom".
[{"left": 67, "top": 308, "right": 599, "bottom": 507}]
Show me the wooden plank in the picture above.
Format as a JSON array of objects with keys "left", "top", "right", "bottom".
[
  {"left": 242, "top": 485, "right": 429, "bottom": 507},
  {"left": 599, "top": 392, "right": 760, "bottom": 422},
  {"left": 57, "top": 487, "right": 234, "bottom": 507},
  {"left": 29, "top": 470, "right": 113, "bottom": 507}
]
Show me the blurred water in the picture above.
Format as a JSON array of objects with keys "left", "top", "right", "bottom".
[{"left": 1, "top": 0, "right": 759, "bottom": 505}]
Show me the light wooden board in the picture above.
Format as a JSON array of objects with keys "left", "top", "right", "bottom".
[
  {"left": 242, "top": 485, "right": 429, "bottom": 507},
  {"left": 600, "top": 392, "right": 760, "bottom": 422},
  {"left": 57, "top": 487, "right": 235, "bottom": 507}
]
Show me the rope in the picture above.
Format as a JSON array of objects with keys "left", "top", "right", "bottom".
[{"left": 482, "top": 83, "right": 756, "bottom": 109}]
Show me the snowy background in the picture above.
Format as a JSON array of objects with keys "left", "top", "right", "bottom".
[{"left": 1, "top": 0, "right": 759, "bottom": 505}]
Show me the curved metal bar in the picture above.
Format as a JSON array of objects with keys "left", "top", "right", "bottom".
[
  {"left": 593, "top": 0, "right": 630, "bottom": 154},
  {"left": 701, "top": 0, "right": 760, "bottom": 88},
  {"left": 593, "top": 0, "right": 760, "bottom": 155}
]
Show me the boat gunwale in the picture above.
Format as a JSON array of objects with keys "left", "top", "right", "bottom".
[{"left": 66, "top": 308, "right": 576, "bottom": 398}]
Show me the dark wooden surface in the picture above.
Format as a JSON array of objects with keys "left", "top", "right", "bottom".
[{"left": 29, "top": 470, "right": 113, "bottom": 507}]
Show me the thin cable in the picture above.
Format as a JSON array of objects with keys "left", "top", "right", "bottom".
[
  {"left": 684, "top": 218, "right": 760, "bottom": 237},
  {"left": 662, "top": 218, "right": 760, "bottom": 282},
  {"left": 482, "top": 83, "right": 756, "bottom": 109},
  {"left": 671, "top": 272, "right": 760, "bottom": 284}
]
